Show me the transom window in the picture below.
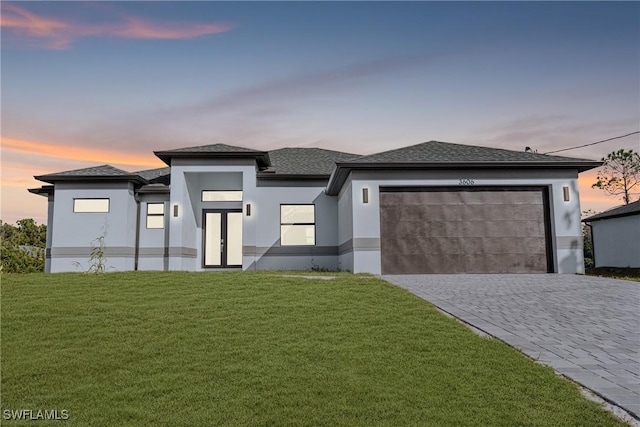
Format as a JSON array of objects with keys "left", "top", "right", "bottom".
[
  {"left": 146, "top": 203, "right": 165, "bottom": 229},
  {"left": 201, "top": 191, "right": 243, "bottom": 202},
  {"left": 280, "top": 205, "right": 315, "bottom": 246},
  {"left": 73, "top": 198, "right": 109, "bottom": 213}
]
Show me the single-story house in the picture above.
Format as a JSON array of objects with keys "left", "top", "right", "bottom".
[
  {"left": 582, "top": 200, "right": 640, "bottom": 268},
  {"left": 30, "top": 140, "right": 601, "bottom": 274}
]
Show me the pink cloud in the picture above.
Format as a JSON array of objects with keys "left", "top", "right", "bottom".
[{"left": 0, "top": 3, "right": 233, "bottom": 49}]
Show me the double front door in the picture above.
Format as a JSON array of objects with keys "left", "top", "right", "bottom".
[{"left": 203, "top": 210, "right": 243, "bottom": 268}]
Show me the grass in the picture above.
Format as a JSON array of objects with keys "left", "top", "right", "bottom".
[
  {"left": 1, "top": 272, "right": 626, "bottom": 427},
  {"left": 586, "top": 267, "right": 640, "bottom": 282}
]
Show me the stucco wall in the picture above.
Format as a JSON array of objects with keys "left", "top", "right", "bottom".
[
  {"left": 138, "top": 193, "right": 170, "bottom": 271},
  {"left": 45, "top": 162, "right": 589, "bottom": 275},
  {"left": 247, "top": 184, "right": 338, "bottom": 271},
  {"left": 591, "top": 215, "right": 640, "bottom": 268},
  {"left": 344, "top": 168, "right": 585, "bottom": 274},
  {"left": 49, "top": 182, "right": 137, "bottom": 272},
  {"left": 45, "top": 194, "right": 54, "bottom": 273},
  {"left": 168, "top": 158, "right": 254, "bottom": 271},
  {"left": 167, "top": 158, "right": 340, "bottom": 271},
  {"left": 337, "top": 181, "right": 354, "bottom": 272}
]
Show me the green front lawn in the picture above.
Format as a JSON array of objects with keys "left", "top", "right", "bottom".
[{"left": 1, "top": 272, "right": 624, "bottom": 426}]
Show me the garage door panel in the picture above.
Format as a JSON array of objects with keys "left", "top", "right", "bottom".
[
  {"left": 380, "top": 188, "right": 550, "bottom": 274},
  {"left": 382, "top": 253, "right": 465, "bottom": 274},
  {"left": 392, "top": 236, "right": 547, "bottom": 256}
]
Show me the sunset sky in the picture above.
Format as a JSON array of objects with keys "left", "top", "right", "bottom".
[{"left": 2, "top": 1, "right": 639, "bottom": 224}]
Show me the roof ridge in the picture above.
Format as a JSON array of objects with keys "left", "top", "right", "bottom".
[
  {"left": 158, "top": 142, "right": 264, "bottom": 153},
  {"left": 355, "top": 140, "right": 598, "bottom": 163},
  {"left": 268, "top": 146, "right": 359, "bottom": 155}
]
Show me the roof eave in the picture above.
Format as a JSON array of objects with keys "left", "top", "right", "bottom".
[
  {"left": 257, "top": 173, "right": 330, "bottom": 180},
  {"left": 583, "top": 212, "right": 640, "bottom": 222},
  {"left": 33, "top": 175, "right": 148, "bottom": 185},
  {"left": 137, "top": 184, "right": 171, "bottom": 194},
  {"left": 153, "top": 151, "right": 271, "bottom": 167},
  {"left": 325, "top": 161, "right": 603, "bottom": 196},
  {"left": 28, "top": 186, "right": 54, "bottom": 197}
]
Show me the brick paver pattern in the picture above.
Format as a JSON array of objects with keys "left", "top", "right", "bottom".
[{"left": 383, "top": 274, "right": 640, "bottom": 418}]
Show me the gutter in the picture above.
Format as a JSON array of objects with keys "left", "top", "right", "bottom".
[
  {"left": 33, "top": 175, "right": 148, "bottom": 185},
  {"left": 257, "top": 173, "right": 330, "bottom": 181},
  {"left": 134, "top": 193, "right": 141, "bottom": 271}
]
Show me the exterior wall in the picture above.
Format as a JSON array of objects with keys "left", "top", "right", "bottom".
[
  {"left": 167, "top": 159, "right": 339, "bottom": 271},
  {"left": 344, "top": 169, "right": 585, "bottom": 274},
  {"left": 247, "top": 183, "right": 338, "bottom": 271},
  {"left": 591, "top": 215, "right": 640, "bottom": 268},
  {"left": 49, "top": 182, "right": 137, "bottom": 272},
  {"left": 168, "top": 159, "right": 252, "bottom": 271},
  {"left": 337, "top": 181, "right": 354, "bottom": 272},
  {"left": 44, "top": 162, "right": 588, "bottom": 275},
  {"left": 137, "top": 193, "right": 170, "bottom": 271},
  {"left": 44, "top": 194, "right": 54, "bottom": 273}
]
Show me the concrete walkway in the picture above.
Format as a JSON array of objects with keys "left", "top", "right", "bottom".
[{"left": 384, "top": 274, "right": 640, "bottom": 419}]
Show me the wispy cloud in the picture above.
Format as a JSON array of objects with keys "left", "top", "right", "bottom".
[
  {"left": 171, "top": 54, "right": 445, "bottom": 119},
  {"left": 2, "top": 136, "right": 164, "bottom": 168},
  {"left": 0, "top": 3, "right": 233, "bottom": 49}
]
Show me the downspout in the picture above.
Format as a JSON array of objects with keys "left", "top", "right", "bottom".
[
  {"left": 588, "top": 223, "right": 595, "bottom": 268},
  {"left": 134, "top": 193, "right": 141, "bottom": 271}
]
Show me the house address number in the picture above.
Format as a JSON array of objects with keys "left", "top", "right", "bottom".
[{"left": 458, "top": 179, "right": 475, "bottom": 185}]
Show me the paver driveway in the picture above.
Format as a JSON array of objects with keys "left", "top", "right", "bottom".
[{"left": 384, "top": 274, "right": 640, "bottom": 419}]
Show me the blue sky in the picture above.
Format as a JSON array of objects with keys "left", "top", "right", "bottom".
[{"left": 2, "top": 1, "right": 639, "bottom": 223}]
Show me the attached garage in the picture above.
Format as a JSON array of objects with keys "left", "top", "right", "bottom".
[{"left": 379, "top": 187, "right": 552, "bottom": 274}]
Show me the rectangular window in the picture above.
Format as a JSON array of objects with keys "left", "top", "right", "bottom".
[
  {"left": 146, "top": 203, "right": 165, "bottom": 229},
  {"left": 202, "top": 191, "right": 243, "bottom": 202},
  {"left": 280, "top": 205, "right": 315, "bottom": 246},
  {"left": 73, "top": 198, "right": 109, "bottom": 213}
]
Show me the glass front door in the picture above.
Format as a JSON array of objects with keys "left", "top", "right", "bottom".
[{"left": 203, "top": 210, "right": 243, "bottom": 268}]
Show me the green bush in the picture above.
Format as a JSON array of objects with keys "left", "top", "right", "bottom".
[{"left": 0, "top": 219, "right": 46, "bottom": 273}]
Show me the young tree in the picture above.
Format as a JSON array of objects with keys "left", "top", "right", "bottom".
[{"left": 591, "top": 149, "right": 640, "bottom": 205}]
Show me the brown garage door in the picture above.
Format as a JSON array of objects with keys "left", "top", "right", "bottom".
[{"left": 380, "top": 187, "right": 551, "bottom": 274}]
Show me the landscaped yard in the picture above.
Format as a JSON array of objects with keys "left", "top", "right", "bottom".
[{"left": 1, "top": 272, "right": 625, "bottom": 426}]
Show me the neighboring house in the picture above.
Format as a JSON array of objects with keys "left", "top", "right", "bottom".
[
  {"left": 29, "top": 140, "right": 601, "bottom": 274},
  {"left": 582, "top": 200, "right": 640, "bottom": 268}
]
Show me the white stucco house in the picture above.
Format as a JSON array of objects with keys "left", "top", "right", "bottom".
[
  {"left": 583, "top": 200, "right": 640, "bottom": 268},
  {"left": 30, "top": 140, "right": 601, "bottom": 274}
]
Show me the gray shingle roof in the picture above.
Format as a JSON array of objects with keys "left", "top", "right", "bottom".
[
  {"left": 154, "top": 143, "right": 270, "bottom": 166},
  {"left": 351, "top": 140, "right": 595, "bottom": 163},
  {"left": 583, "top": 200, "right": 640, "bottom": 222},
  {"left": 40, "top": 164, "right": 130, "bottom": 177},
  {"left": 157, "top": 143, "right": 262, "bottom": 154},
  {"left": 265, "top": 147, "right": 359, "bottom": 175},
  {"left": 34, "top": 165, "right": 148, "bottom": 184},
  {"left": 134, "top": 167, "right": 171, "bottom": 181}
]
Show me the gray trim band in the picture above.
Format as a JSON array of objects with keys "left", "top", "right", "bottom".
[
  {"left": 338, "top": 238, "right": 380, "bottom": 255},
  {"left": 167, "top": 247, "right": 198, "bottom": 258},
  {"left": 49, "top": 246, "right": 197, "bottom": 258},
  {"left": 138, "top": 247, "right": 168, "bottom": 258},
  {"left": 50, "top": 246, "right": 135, "bottom": 258},
  {"left": 243, "top": 246, "right": 338, "bottom": 256}
]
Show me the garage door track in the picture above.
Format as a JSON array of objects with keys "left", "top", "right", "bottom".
[{"left": 384, "top": 274, "right": 640, "bottom": 419}]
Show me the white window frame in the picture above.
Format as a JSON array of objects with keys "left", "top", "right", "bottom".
[
  {"left": 201, "top": 191, "right": 243, "bottom": 202},
  {"left": 146, "top": 203, "right": 165, "bottom": 229},
  {"left": 73, "top": 198, "right": 109, "bottom": 213},
  {"left": 280, "top": 204, "right": 316, "bottom": 246}
]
